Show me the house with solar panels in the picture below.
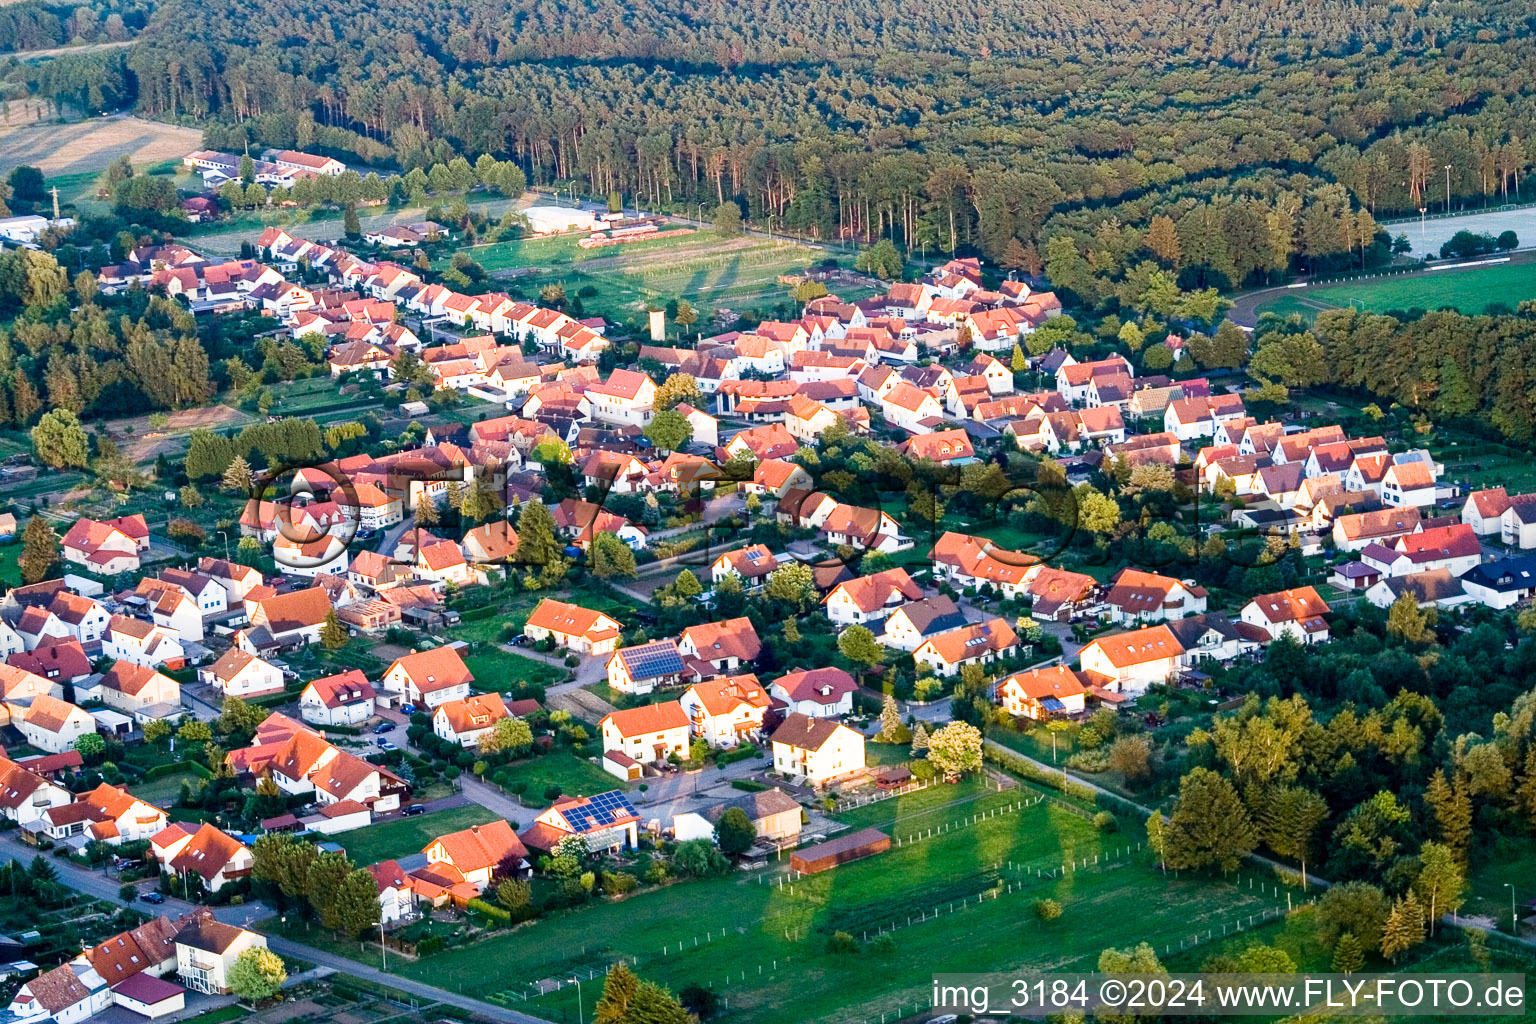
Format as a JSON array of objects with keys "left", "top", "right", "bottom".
[
  {"left": 606, "top": 639, "right": 686, "bottom": 695},
  {"left": 519, "top": 791, "right": 641, "bottom": 856}
]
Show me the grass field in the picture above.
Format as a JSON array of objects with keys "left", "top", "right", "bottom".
[
  {"left": 447, "top": 231, "right": 834, "bottom": 321},
  {"left": 488, "top": 751, "right": 625, "bottom": 808},
  {"left": 1254, "top": 261, "right": 1536, "bottom": 322},
  {"left": 1464, "top": 832, "right": 1536, "bottom": 929},
  {"left": 302, "top": 780, "right": 1290, "bottom": 1024},
  {"left": 336, "top": 804, "right": 499, "bottom": 865}
]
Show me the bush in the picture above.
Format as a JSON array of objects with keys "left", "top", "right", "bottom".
[
  {"left": 1034, "top": 898, "right": 1063, "bottom": 921},
  {"left": 467, "top": 897, "right": 511, "bottom": 924},
  {"left": 417, "top": 935, "right": 446, "bottom": 955},
  {"left": 1092, "top": 811, "right": 1117, "bottom": 831},
  {"left": 543, "top": 784, "right": 563, "bottom": 801},
  {"left": 119, "top": 883, "right": 137, "bottom": 900},
  {"left": 910, "top": 759, "right": 937, "bottom": 781},
  {"left": 601, "top": 870, "right": 638, "bottom": 896},
  {"left": 730, "top": 779, "right": 767, "bottom": 792},
  {"left": 564, "top": 654, "right": 580, "bottom": 668},
  {"left": 828, "top": 931, "right": 860, "bottom": 954}
]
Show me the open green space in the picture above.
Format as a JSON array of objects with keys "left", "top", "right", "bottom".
[
  {"left": 130, "top": 765, "right": 205, "bottom": 804},
  {"left": 461, "top": 646, "right": 567, "bottom": 692},
  {"left": 447, "top": 232, "right": 832, "bottom": 320},
  {"left": 1463, "top": 832, "right": 1536, "bottom": 929},
  {"left": 488, "top": 751, "right": 625, "bottom": 808},
  {"left": 1254, "top": 261, "right": 1536, "bottom": 322},
  {"left": 336, "top": 804, "right": 499, "bottom": 866},
  {"left": 295, "top": 785, "right": 1287, "bottom": 1024}
]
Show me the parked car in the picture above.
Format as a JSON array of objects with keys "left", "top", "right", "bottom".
[
  {"left": 401, "top": 704, "right": 418, "bottom": 715},
  {"left": 510, "top": 635, "right": 529, "bottom": 646},
  {"left": 373, "top": 721, "right": 395, "bottom": 734},
  {"left": 403, "top": 804, "right": 426, "bottom": 816},
  {"left": 140, "top": 892, "right": 165, "bottom": 904},
  {"left": 379, "top": 740, "right": 397, "bottom": 751}
]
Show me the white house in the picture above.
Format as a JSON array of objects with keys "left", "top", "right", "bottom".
[
  {"left": 433, "top": 693, "right": 509, "bottom": 747},
  {"left": 1077, "top": 625, "right": 1184, "bottom": 695},
  {"left": 769, "top": 713, "right": 865, "bottom": 788},
  {"left": 678, "top": 675, "right": 770, "bottom": 749},
  {"left": 599, "top": 702, "right": 691, "bottom": 768},
  {"left": 199, "top": 649, "right": 285, "bottom": 697},
  {"left": 768, "top": 667, "right": 857, "bottom": 718},
  {"left": 102, "top": 616, "right": 185, "bottom": 669},
  {"left": 298, "top": 669, "right": 376, "bottom": 727}
]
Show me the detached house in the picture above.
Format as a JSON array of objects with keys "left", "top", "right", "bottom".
[
  {"left": 711, "top": 545, "right": 780, "bottom": 591},
  {"left": 152, "top": 823, "right": 252, "bottom": 893},
  {"left": 1163, "top": 394, "right": 1246, "bottom": 441},
  {"left": 607, "top": 639, "right": 685, "bottom": 695},
  {"left": 0, "top": 754, "right": 70, "bottom": 827},
  {"left": 600, "top": 701, "right": 691, "bottom": 771},
  {"left": 995, "top": 665, "right": 1088, "bottom": 721},
  {"left": 1078, "top": 625, "right": 1184, "bottom": 695},
  {"left": 1333, "top": 507, "right": 1422, "bottom": 552},
  {"left": 37, "top": 782, "right": 167, "bottom": 844},
  {"left": 679, "top": 618, "right": 762, "bottom": 676},
  {"left": 433, "top": 693, "right": 509, "bottom": 747},
  {"left": 523, "top": 599, "right": 623, "bottom": 655},
  {"left": 1234, "top": 589, "right": 1333, "bottom": 644},
  {"left": 519, "top": 791, "right": 640, "bottom": 857},
  {"left": 913, "top": 617, "right": 1021, "bottom": 677},
  {"left": 240, "top": 586, "right": 332, "bottom": 651},
  {"left": 678, "top": 674, "right": 770, "bottom": 749},
  {"left": 878, "top": 595, "right": 968, "bottom": 651},
  {"left": 769, "top": 667, "right": 858, "bottom": 718},
  {"left": 174, "top": 912, "right": 267, "bottom": 995},
  {"left": 1102, "top": 569, "right": 1207, "bottom": 625},
  {"left": 99, "top": 662, "right": 180, "bottom": 715},
  {"left": 17, "top": 694, "right": 96, "bottom": 753},
  {"left": 299, "top": 669, "right": 376, "bottom": 726},
  {"left": 824, "top": 568, "right": 925, "bottom": 627},
  {"left": 61, "top": 515, "right": 147, "bottom": 574},
  {"left": 199, "top": 649, "right": 285, "bottom": 698},
  {"left": 770, "top": 713, "right": 865, "bottom": 788},
  {"left": 381, "top": 646, "right": 474, "bottom": 709},
  {"left": 421, "top": 820, "right": 529, "bottom": 895}
]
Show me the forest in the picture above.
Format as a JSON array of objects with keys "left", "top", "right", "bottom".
[{"left": 14, "top": 0, "right": 1532, "bottom": 274}]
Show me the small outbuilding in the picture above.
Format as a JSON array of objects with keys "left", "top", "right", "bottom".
[{"left": 789, "top": 827, "right": 891, "bottom": 874}]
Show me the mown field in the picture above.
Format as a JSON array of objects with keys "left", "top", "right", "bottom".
[
  {"left": 447, "top": 231, "right": 837, "bottom": 322},
  {"left": 1254, "top": 261, "right": 1536, "bottom": 322},
  {"left": 337, "top": 804, "right": 500, "bottom": 865},
  {"left": 302, "top": 777, "right": 1292, "bottom": 1024}
]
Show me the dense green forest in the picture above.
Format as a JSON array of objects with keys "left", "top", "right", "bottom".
[{"left": 12, "top": 0, "right": 1536, "bottom": 284}]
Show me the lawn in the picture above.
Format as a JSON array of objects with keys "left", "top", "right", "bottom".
[
  {"left": 461, "top": 646, "right": 567, "bottom": 692},
  {"left": 488, "top": 751, "right": 625, "bottom": 807},
  {"left": 336, "top": 804, "right": 500, "bottom": 865},
  {"left": 131, "top": 766, "right": 206, "bottom": 805},
  {"left": 1254, "top": 261, "right": 1536, "bottom": 322},
  {"left": 362, "top": 792, "right": 1290, "bottom": 1024}
]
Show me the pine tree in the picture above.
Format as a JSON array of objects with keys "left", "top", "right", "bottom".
[
  {"left": 1164, "top": 767, "right": 1257, "bottom": 873},
  {"left": 320, "top": 610, "right": 348, "bottom": 650},
  {"left": 515, "top": 498, "right": 561, "bottom": 567},
  {"left": 444, "top": 479, "right": 463, "bottom": 510},
  {"left": 19, "top": 515, "right": 57, "bottom": 584},
  {"left": 910, "top": 722, "right": 930, "bottom": 756},
  {"left": 879, "top": 693, "right": 901, "bottom": 742},
  {"left": 1423, "top": 769, "right": 1472, "bottom": 858},
  {"left": 1331, "top": 932, "right": 1364, "bottom": 974},
  {"left": 414, "top": 494, "right": 440, "bottom": 527},
  {"left": 344, "top": 202, "right": 361, "bottom": 239},
  {"left": 1380, "top": 893, "right": 1425, "bottom": 962},
  {"left": 222, "top": 454, "right": 253, "bottom": 493},
  {"left": 1010, "top": 343, "right": 1028, "bottom": 372}
]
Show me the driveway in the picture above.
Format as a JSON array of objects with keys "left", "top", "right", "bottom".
[
  {"left": 628, "top": 753, "right": 774, "bottom": 823},
  {"left": 457, "top": 774, "right": 533, "bottom": 821}
]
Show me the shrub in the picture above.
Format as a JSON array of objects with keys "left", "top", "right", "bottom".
[
  {"left": 417, "top": 935, "right": 446, "bottom": 955},
  {"left": 828, "top": 931, "right": 860, "bottom": 954},
  {"left": 1034, "top": 898, "right": 1063, "bottom": 921},
  {"left": 730, "top": 778, "right": 767, "bottom": 791},
  {"left": 119, "top": 883, "right": 137, "bottom": 900},
  {"left": 543, "top": 784, "right": 563, "bottom": 801},
  {"left": 910, "top": 759, "right": 937, "bottom": 781},
  {"left": 601, "top": 870, "right": 638, "bottom": 896},
  {"left": 1092, "top": 811, "right": 1117, "bottom": 831}
]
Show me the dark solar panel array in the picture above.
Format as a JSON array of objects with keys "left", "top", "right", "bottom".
[
  {"left": 566, "top": 790, "right": 640, "bottom": 832},
  {"left": 622, "top": 641, "right": 684, "bottom": 678}
]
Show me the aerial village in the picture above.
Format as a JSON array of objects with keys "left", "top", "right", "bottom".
[{"left": 0, "top": 145, "right": 1533, "bottom": 1024}]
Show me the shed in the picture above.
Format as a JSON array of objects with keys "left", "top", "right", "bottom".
[{"left": 789, "top": 827, "right": 891, "bottom": 874}]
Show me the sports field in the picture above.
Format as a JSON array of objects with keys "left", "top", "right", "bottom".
[
  {"left": 447, "top": 231, "right": 836, "bottom": 321},
  {"left": 302, "top": 778, "right": 1292, "bottom": 1024},
  {"left": 1253, "top": 260, "right": 1536, "bottom": 322}
]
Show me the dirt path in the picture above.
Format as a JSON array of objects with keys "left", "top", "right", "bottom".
[{"left": 5, "top": 39, "right": 134, "bottom": 61}]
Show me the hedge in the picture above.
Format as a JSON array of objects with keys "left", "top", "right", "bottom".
[
  {"left": 983, "top": 742, "right": 1100, "bottom": 802},
  {"left": 145, "top": 761, "right": 212, "bottom": 781},
  {"left": 458, "top": 605, "right": 499, "bottom": 622},
  {"left": 466, "top": 897, "right": 510, "bottom": 923}
]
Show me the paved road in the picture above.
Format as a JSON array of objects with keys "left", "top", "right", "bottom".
[{"left": 457, "top": 775, "right": 533, "bottom": 821}]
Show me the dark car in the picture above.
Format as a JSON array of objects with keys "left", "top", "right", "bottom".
[
  {"left": 403, "top": 804, "right": 426, "bottom": 816},
  {"left": 140, "top": 892, "right": 165, "bottom": 904},
  {"left": 510, "top": 635, "right": 529, "bottom": 646},
  {"left": 374, "top": 721, "right": 395, "bottom": 734}
]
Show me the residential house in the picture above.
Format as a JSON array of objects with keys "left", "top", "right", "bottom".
[
  {"left": 770, "top": 713, "right": 865, "bottom": 788},
  {"left": 678, "top": 675, "right": 770, "bottom": 749},
  {"left": 199, "top": 649, "right": 285, "bottom": 699},
  {"left": 1459, "top": 556, "right": 1536, "bottom": 610},
  {"left": 17, "top": 695, "right": 96, "bottom": 754},
  {"left": 913, "top": 618, "right": 1021, "bottom": 677},
  {"left": 1102, "top": 568, "right": 1207, "bottom": 625},
  {"left": 60, "top": 515, "right": 146, "bottom": 574},
  {"left": 0, "top": 754, "right": 71, "bottom": 827},
  {"left": 1333, "top": 507, "right": 1423, "bottom": 552},
  {"left": 37, "top": 783, "right": 167, "bottom": 844},
  {"left": 1165, "top": 613, "right": 1270, "bottom": 665},
  {"left": 824, "top": 568, "right": 925, "bottom": 628},
  {"left": 174, "top": 911, "right": 267, "bottom": 995},
  {"left": 1361, "top": 523, "right": 1482, "bottom": 579},
  {"left": 607, "top": 640, "right": 686, "bottom": 695},
  {"left": 930, "top": 531, "right": 1039, "bottom": 599},
  {"left": 1023, "top": 566, "right": 1099, "bottom": 622},
  {"left": 6, "top": 963, "right": 113, "bottom": 1023},
  {"left": 671, "top": 788, "right": 802, "bottom": 845},
  {"left": 1163, "top": 394, "right": 1246, "bottom": 441},
  {"left": 995, "top": 665, "right": 1088, "bottom": 720},
  {"left": 98, "top": 662, "right": 180, "bottom": 715},
  {"left": 519, "top": 791, "right": 641, "bottom": 856},
  {"left": 381, "top": 646, "right": 474, "bottom": 709},
  {"left": 678, "top": 618, "right": 762, "bottom": 676},
  {"left": 241, "top": 586, "right": 332, "bottom": 650},
  {"left": 768, "top": 667, "right": 858, "bottom": 718},
  {"left": 897, "top": 428, "right": 976, "bottom": 465},
  {"left": 710, "top": 545, "right": 780, "bottom": 592},
  {"left": 433, "top": 693, "right": 509, "bottom": 747},
  {"left": 367, "top": 860, "right": 419, "bottom": 924},
  {"left": 1462, "top": 487, "right": 1536, "bottom": 535},
  {"left": 880, "top": 382, "right": 946, "bottom": 434},
  {"left": 1077, "top": 625, "right": 1185, "bottom": 695},
  {"left": 1239, "top": 587, "right": 1333, "bottom": 644},
  {"left": 1364, "top": 568, "right": 1469, "bottom": 610},
  {"left": 878, "top": 595, "right": 969, "bottom": 651},
  {"left": 600, "top": 702, "right": 691, "bottom": 772},
  {"left": 523, "top": 599, "right": 623, "bottom": 656},
  {"left": 299, "top": 669, "right": 376, "bottom": 727},
  {"left": 152, "top": 823, "right": 252, "bottom": 893}
]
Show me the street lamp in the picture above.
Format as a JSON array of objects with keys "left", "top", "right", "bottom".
[
  {"left": 1505, "top": 883, "right": 1517, "bottom": 936},
  {"left": 217, "top": 530, "right": 229, "bottom": 561},
  {"left": 1419, "top": 207, "right": 1428, "bottom": 239},
  {"left": 566, "top": 976, "right": 585, "bottom": 1024}
]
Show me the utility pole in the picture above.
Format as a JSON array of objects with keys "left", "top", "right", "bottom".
[
  {"left": 1506, "top": 883, "right": 1517, "bottom": 936},
  {"left": 1445, "top": 165, "right": 1453, "bottom": 214}
]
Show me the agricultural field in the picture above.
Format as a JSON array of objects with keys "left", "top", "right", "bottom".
[
  {"left": 447, "top": 231, "right": 846, "bottom": 323},
  {"left": 1253, "top": 260, "right": 1536, "bottom": 322},
  {"left": 0, "top": 114, "right": 201, "bottom": 177},
  {"left": 304, "top": 781, "right": 1292, "bottom": 1024}
]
